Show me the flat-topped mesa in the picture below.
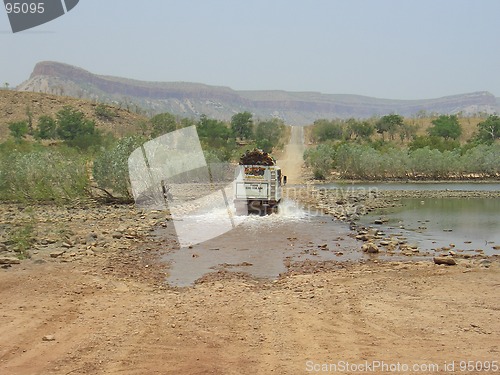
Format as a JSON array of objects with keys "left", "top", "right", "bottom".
[{"left": 18, "top": 61, "right": 500, "bottom": 124}]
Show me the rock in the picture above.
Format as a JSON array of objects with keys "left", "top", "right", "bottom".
[
  {"left": 50, "top": 251, "right": 66, "bottom": 258},
  {"left": 493, "top": 245, "right": 500, "bottom": 250},
  {"left": 42, "top": 335, "right": 56, "bottom": 341},
  {"left": 85, "top": 249, "right": 95, "bottom": 256},
  {"left": 0, "top": 257, "right": 21, "bottom": 265},
  {"left": 61, "top": 242, "right": 73, "bottom": 248},
  {"left": 479, "top": 259, "right": 492, "bottom": 268},
  {"left": 374, "top": 219, "right": 383, "bottom": 225},
  {"left": 85, "top": 233, "right": 98, "bottom": 245},
  {"left": 111, "top": 232, "right": 123, "bottom": 239},
  {"left": 433, "top": 257, "right": 456, "bottom": 266},
  {"left": 362, "top": 243, "right": 379, "bottom": 254},
  {"left": 356, "top": 234, "right": 370, "bottom": 241}
]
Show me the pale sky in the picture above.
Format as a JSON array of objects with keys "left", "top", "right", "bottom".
[{"left": 1, "top": 0, "right": 499, "bottom": 99}]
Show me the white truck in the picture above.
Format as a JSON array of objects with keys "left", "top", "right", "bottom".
[{"left": 234, "top": 149, "right": 285, "bottom": 215}]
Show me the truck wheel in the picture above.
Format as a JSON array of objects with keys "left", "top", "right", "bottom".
[{"left": 267, "top": 205, "right": 278, "bottom": 215}]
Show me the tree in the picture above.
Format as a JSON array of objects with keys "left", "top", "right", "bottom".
[
  {"left": 8, "top": 121, "right": 29, "bottom": 140},
  {"left": 25, "top": 105, "right": 34, "bottom": 135},
  {"left": 231, "top": 112, "right": 253, "bottom": 140},
  {"left": 427, "top": 115, "right": 462, "bottom": 140},
  {"left": 55, "top": 106, "right": 102, "bottom": 150},
  {"left": 476, "top": 115, "right": 500, "bottom": 143},
  {"left": 348, "top": 119, "right": 374, "bottom": 140},
  {"left": 254, "top": 119, "right": 286, "bottom": 153},
  {"left": 311, "top": 119, "right": 343, "bottom": 142},
  {"left": 150, "top": 113, "right": 177, "bottom": 137},
  {"left": 399, "top": 122, "right": 419, "bottom": 142},
  {"left": 376, "top": 114, "right": 404, "bottom": 141},
  {"left": 35, "top": 115, "right": 58, "bottom": 140},
  {"left": 56, "top": 106, "right": 97, "bottom": 141},
  {"left": 197, "top": 115, "right": 232, "bottom": 147}
]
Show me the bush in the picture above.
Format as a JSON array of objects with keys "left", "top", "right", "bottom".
[
  {"left": 35, "top": 115, "right": 57, "bottom": 140},
  {"left": 8, "top": 121, "right": 29, "bottom": 140},
  {"left": 93, "top": 135, "right": 147, "bottom": 199},
  {"left": 311, "top": 119, "right": 344, "bottom": 142},
  {"left": 462, "top": 144, "right": 500, "bottom": 175},
  {"left": 0, "top": 147, "right": 90, "bottom": 202},
  {"left": 7, "top": 223, "right": 35, "bottom": 259},
  {"left": 254, "top": 119, "right": 286, "bottom": 153},
  {"left": 409, "top": 136, "right": 460, "bottom": 152},
  {"left": 94, "top": 104, "right": 117, "bottom": 121},
  {"left": 150, "top": 113, "right": 177, "bottom": 138},
  {"left": 304, "top": 142, "right": 337, "bottom": 179}
]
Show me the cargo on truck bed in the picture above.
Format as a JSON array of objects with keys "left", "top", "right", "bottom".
[{"left": 234, "top": 149, "right": 285, "bottom": 215}]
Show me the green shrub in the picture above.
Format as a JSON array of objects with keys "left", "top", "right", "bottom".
[
  {"left": 0, "top": 147, "right": 90, "bottom": 202},
  {"left": 7, "top": 223, "right": 35, "bottom": 259},
  {"left": 8, "top": 121, "right": 29, "bottom": 140},
  {"left": 94, "top": 104, "right": 117, "bottom": 121},
  {"left": 93, "top": 135, "right": 146, "bottom": 199},
  {"left": 304, "top": 142, "right": 337, "bottom": 179}
]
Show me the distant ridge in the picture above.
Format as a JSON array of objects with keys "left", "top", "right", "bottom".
[{"left": 17, "top": 61, "right": 499, "bottom": 124}]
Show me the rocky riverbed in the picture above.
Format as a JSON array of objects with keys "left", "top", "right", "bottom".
[
  {"left": 2, "top": 185, "right": 499, "bottom": 273},
  {"left": 0, "top": 203, "right": 175, "bottom": 283},
  {"left": 289, "top": 186, "right": 500, "bottom": 267}
]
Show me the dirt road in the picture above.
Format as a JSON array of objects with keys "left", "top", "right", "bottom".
[
  {"left": 1, "top": 252, "right": 499, "bottom": 375},
  {"left": 277, "top": 126, "right": 306, "bottom": 185}
]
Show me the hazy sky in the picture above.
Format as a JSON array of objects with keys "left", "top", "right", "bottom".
[{"left": 1, "top": 0, "right": 499, "bottom": 99}]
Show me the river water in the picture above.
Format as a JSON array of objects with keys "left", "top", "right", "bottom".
[
  {"left": 161, "top": 199, "right": 360, "bottom": 287},
  {"left": 160, "top": 182, "right": 499, "bottom": 286},
  {"left": 329, "top": 182, "right": 500, "bottom": 256},
  {"left": 322, "top": 182, "right": 500, "bottom": 192}
]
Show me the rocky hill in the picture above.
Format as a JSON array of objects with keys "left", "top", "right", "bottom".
[
  {"left": 0, "top": 90, "right": 146, "bottom": 141},
  {"left": 17, "top": 61, "right": 499, "bottom": 125}
]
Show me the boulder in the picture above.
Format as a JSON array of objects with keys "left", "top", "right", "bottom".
[
  {"left": 0, "top": 257, "right": 21, "bottom": 265},
  {"left": 362, "top": 243, "right": 379, "bottom": 254},
  {"left": 433, "top": 257, "right": 456, "bottom": 266}
]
